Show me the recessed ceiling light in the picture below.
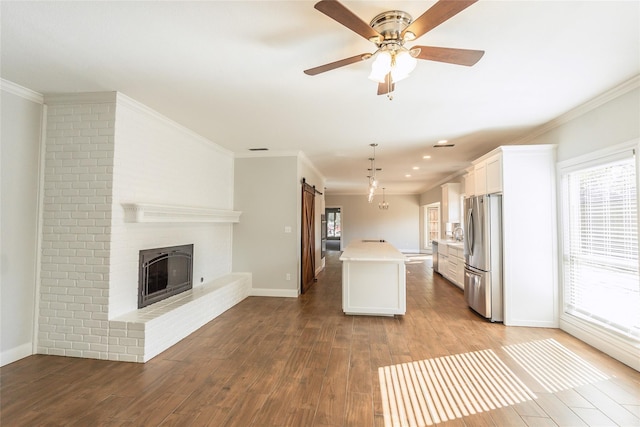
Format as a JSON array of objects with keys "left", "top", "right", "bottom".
[
  {"left": 405, "top": 174, "right": 411, "bottom": 178},
  {"left": 423, "top": 155, "right": 431, "bottom": 159},
  {"left": 437, "top": 140, "right": 448, "bottom": 144},
  {"left": 412, "top": 166, "right": 419, "bottom": 170}
]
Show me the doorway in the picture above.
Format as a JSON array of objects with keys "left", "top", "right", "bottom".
[{"left": 325, "top": 207, "right": 341, "bottom": 251}]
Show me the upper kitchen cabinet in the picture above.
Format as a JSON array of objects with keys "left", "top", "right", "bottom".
[
  {"left": 441, "top": 183, "right": 461, "bottom": 224},
  {"left": 485, "top": 154, "right": 503, "bottom": 194},
  {"left": 463, "top": 167, "right": 475, "bottom": 197},
  {"left": 473, "top": 152, "right": 502, "bottom": 195}
]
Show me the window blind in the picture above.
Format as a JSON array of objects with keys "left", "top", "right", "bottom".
[{"left": 563, "top": 152, "right": 639, "bottom": 339}]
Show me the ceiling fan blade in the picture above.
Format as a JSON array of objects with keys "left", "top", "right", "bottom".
[
  {"left": 304, "top": 53, "right": 371, "bottom": 76},
  {"left": 413, "top": 46, "right": 485, "bottom": 66},
  {"left": 377, "top": 73, "right": 395, "bottom": 95},
  {"left": 314, "top": 0, "right": 382, "bottom": 41},
  {"left": 402, "top": 0, "right": 478, "bottom": 40}
]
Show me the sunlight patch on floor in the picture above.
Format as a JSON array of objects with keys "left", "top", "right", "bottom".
[
  {"left": 503, "top": 338, "right": 610, "bottom": 393},
  {"left": 378, "top": 349, "right": 536, "bottom": 427}
]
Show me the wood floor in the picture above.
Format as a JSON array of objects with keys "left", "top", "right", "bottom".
[{"left": 2, "top": 251, "right": 639, "bottom": 426}]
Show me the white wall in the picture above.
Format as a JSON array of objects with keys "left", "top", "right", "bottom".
[
  {"left": 109, "top": 94, "right": 235, "bottom": 318},
  {"left": 523, "top": 78, "right": 640, "bottom": 369},
  {"left": 533, "top": 84, "right": 639, "bottom": 161},
  {"left": 0, "top": 82, "right": 44, "bottom": 366},
  {"left": 324, "top": 193, "right": 420, "bottom": 252},
  {"left": 233, "top": 155, "right": 299, "bottom": 296}
]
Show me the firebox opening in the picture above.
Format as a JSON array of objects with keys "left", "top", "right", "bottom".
[{"left": 138, "top": 244, "right": 194, "bottom": 309}]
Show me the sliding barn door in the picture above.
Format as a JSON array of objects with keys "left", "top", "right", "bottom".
[{"left": 301, "top": 182, "right": 316, "bottom": 293}]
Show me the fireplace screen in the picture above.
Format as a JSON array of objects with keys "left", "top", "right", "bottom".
[{"left": 138, "top": 244, "right": 193, "bottom": 308}]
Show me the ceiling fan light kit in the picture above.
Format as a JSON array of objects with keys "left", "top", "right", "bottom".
[
  {"left": 368, "top": 47, "right": 418, "bottom": 84},
  {"left": 304, "top": 0, "right": 484, "bottom": 97}
]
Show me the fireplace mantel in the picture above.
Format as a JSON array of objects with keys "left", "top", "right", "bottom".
[{"left": 122, "top": 203, "right": 242, "bottom": 223}]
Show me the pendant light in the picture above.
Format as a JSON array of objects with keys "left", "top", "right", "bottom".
[
  {"left": 367, "top": 144, "right": 380, "bottom": 203},
  {"left": 379, "top": 187, "right": 389, "bottom": 210}
]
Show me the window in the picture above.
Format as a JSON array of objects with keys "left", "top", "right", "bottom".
[
  {"left": 561, "top": 148, "right": 639, "bottom": 340},
  {"left": 424, "top": 203, "right": 440, "bottom": 249},
  {"left": 326, "top": 209, "right": 341, "bottom": 238}
]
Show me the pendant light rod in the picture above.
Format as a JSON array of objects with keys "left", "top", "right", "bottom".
[
  {"left": 368, "top": 144, "right": 382, "bottom": 203},
  {"left": 379, "top": 187, "right": 389, "bottom": 210}
]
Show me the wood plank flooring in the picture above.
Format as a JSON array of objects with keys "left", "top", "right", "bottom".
[{"left": 2, "top": 251, "right": 639, "bottom": 426}]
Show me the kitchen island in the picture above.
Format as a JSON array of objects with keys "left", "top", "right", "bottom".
[{"left": 339, "top": 240, "right": 406, "bottom": 316}]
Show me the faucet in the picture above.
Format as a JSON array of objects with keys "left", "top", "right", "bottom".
[{"left": 453, "top": 226, "right": 464, "bottom": 242}]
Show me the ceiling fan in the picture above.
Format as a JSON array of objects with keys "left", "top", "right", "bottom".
[{"left": 304, "top": 0, "right": 485, "bottom": 97}]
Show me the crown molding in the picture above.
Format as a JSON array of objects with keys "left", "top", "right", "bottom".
[
  {"left": 513, "top": 74, "right": 640, "bottom": 146},
  {"left": 298, "top": 151, "right": 326, "bottom": 183},
  {"left": 234, "top": 150, "right": 300, "bottom": 159},
  {"left": 44, "top": 91, "right": 117, "bottom": 105},
  {"left": 0, "top": 79, "right": 44, "bottom": 104}
]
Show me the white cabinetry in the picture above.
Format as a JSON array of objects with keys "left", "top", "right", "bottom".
[
  {"left": 441, "top": 183, "right": 461, "bottom": 224},
  {"left": 437, "top": 241, "right": 464, "bottom": 290},
  {"left": 463, "top": 168, "right": 475, "bottom": 197},
  {"left": 473, "top": 153, "right": 502, "bottom": 195},
  {"left": 485, "top": 154, "right": 503, "bottom": 194},
  {"left": 340, "top": 241, "right": 406, "bottom": 316},
  {"left": 455, "top": 249, "right": 464, "bottom": 287},
  {"left": 473, "top": 145, "right": 558, "bottom": 328},
  {"left": 437, "top": 241, "right": 448, "bottom": 277},
  {"left": 474, "top": 161, "right": 487, "bottom": 195},
  {"left": 447, "top": 244, "right": 464, "bottom": 289}
]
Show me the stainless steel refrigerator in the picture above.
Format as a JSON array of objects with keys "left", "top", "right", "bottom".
[{"left": 464, "top": 194, "right": 503, "bottom": 322}]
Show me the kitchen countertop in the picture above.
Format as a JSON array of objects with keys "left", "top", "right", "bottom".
[
  {"left": 340, "top": 240, "right": 406, "bottom": 262},
  {"left": 439, "top": 240, "right": 464, "bottom": 248}
]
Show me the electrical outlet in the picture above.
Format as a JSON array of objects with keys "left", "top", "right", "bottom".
[{"left": 286, "top": 273, "right": 291, "bottom": 281}]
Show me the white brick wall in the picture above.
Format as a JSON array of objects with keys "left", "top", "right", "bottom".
[
  {"left": 112, "top": 273, "right": 251, "bottom": 362},
  {"left": 38, "top": 95, "right": 116, "bottom": 359},
  {"left": 38, "top": 92, "right": 244, "bottom": 362}
]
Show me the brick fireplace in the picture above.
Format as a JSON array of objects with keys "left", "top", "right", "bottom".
[{"left": 37, "top": 92, "right": 249, "bottom": 362}]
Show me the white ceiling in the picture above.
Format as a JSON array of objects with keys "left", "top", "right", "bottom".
[{"left": 2, "top": 1, "right": 639, "bottom": 195}]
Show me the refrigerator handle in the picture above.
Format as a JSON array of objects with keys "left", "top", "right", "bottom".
[{"left": 466, "top": 207, "right": 474, "bottom": 256}]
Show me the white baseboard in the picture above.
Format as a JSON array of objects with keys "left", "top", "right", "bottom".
[
  {"left": 560, "top": 314, "right": 640, "bottom": 372},
  {"left": 250, "top": 288, "right": 298, "bottom": 298},
  {"left": 1, "top": 342, "right": 33, "bottom": 367}
]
